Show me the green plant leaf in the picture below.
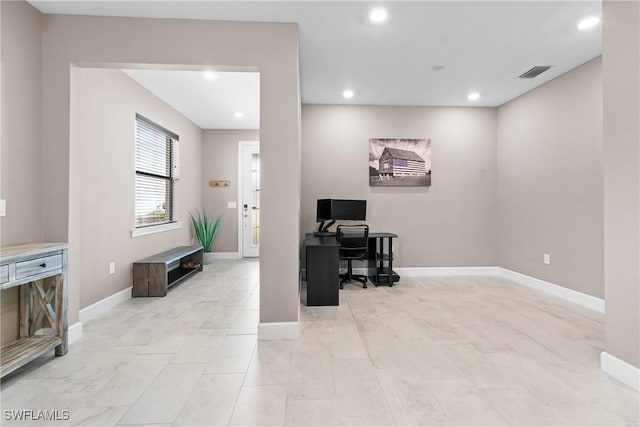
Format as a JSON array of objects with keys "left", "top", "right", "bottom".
[{"left": 190, "top": 210, "right": 223, "bottom": 252}]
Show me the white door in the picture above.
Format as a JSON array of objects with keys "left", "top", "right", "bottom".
[{"left": 240, "top": 142, "right": 260, "bottom": 257}]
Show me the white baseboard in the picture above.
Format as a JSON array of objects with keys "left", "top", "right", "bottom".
[
  {"left": 497, "top": 268, "right": 604, "bottom": 313},
  {"left": 351, "top": 265, "right": 602, "bottom": 313},
  {"left": 352, "top": 266, "right": 498, "bottom": 276},
  {"left": 601, "top": 351, "right": 640, "bottom": 391},
  {"left": 68, "top": 322, "right": 83, "bottom": 346},
  {"left": 397, "top": 266, "right": 499, "bottom": 277},
  {"left": 79, "top": 286, "right": 132, "bottom": 323},
  {"left": 213, "top": 252, "right": 240, "bottom": 260},
  {"left": 258, "top": 321, "right": 299, "bottom": 340}
]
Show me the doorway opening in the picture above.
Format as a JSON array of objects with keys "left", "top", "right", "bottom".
[{"left": 238, "top": 141, "right": 260, "bottom": 258}]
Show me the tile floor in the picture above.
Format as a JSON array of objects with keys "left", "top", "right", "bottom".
[{"left": 1, "top": 259, "right": 638, "bottom": 426}]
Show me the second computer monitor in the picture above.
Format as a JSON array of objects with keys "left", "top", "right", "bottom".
[{"left": 317, "top": 199, "right": 366, "bottom": 221}]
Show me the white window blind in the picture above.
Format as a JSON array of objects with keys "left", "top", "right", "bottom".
[{"left": 135, "top": 114, "right": 178, "bottom": 228}]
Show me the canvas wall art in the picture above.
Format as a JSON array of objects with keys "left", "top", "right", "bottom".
[{"left": 369, "top": 138, "right": 431, "bottom": 186}]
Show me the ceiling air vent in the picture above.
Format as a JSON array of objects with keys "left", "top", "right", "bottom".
[{"left": 519, "top": 66, "right": 551, "bottom": 79}]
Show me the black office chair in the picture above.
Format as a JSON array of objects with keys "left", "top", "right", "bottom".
[{"left": 337, "top": 224, "right": 369, "bottom": 289}]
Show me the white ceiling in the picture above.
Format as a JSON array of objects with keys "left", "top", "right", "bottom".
[
  {"left": 123, "top": 70, "right": 260, "bottom": 130},
  {"left": 30, "top": 1, "right": 602, "bottom": 126}
]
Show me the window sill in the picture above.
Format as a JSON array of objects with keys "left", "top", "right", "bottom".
[{"left": 131, "top": 221, "right": 183, "bottom": 238}]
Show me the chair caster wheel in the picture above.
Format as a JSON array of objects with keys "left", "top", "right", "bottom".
[
  {"left": 363, "top": 284, "right": 367, "bottom": 289},
  {"left": 339, "top": 284, "right": 343, "bottom": 289}
]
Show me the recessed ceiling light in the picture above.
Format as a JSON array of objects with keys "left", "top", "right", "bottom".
[
  {"left": 369, "top": 8, "right": 388, "bottom": 23},
  {"left": 234, "top": 112, "right": 244, "bottom": 118},
  {"left": 468, "top": 92, "right": 480, "bottom": 101},
  {"left": 578, "top": 16, "right": 599, "bottom": 30},
  {"left": 342, "top": 89, "right": 355, "bottom": 99},
  {"left": 203, "top": 71, "right": 218, "bottom": 80}
]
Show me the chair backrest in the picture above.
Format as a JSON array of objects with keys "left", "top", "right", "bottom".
[{"left": 336, "top": 224, "right": 369, "bottom": 251}]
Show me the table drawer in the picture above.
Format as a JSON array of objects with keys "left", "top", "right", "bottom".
[
  {"left": 15, "top": 254, "right": 62, "bottom": 279},
  {"left": 0, "top": 265, "right": 8, "bottom": 284}
]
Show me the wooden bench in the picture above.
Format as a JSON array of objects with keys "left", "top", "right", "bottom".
[{"left": 132, "top": 245, "right": 203, "bottom": 297}]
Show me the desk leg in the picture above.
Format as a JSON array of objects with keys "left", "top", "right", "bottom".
[
  {"left": 306, "top": 245, "right": 339, "bottom": 306},
  {"left": 388, "top": 237, "right": 394, "bottom": 287},
  {"left": 376, "top": 237, "right": 383, "bottom": 287}
]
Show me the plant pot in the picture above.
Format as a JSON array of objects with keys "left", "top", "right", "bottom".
[{"left": 203, "top": 252, "right": 215, "bottom": 265}]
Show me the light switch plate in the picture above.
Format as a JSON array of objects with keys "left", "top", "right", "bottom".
[
  {"left": 228, "top": 202, "right": 237, "bottom": 209},
  {"left": 0, "top": 199, "right": 5, "bottom": 217},
  {"left": 543, "top": 254, "right": 551, "bottom": 265}
]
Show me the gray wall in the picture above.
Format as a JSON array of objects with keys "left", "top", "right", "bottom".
[
  {"left": 497, "top": 57, "right": 604, "bottom": 298},
  {"left": 2, "top": 1, "right": 634, "bottom": 353},
  {"left": 301, "top": 105, "right": 498, "bottom": 268},
  {"left": 0, "top": 1, "right": 42, "bottom": 345},
  {"left": 202, "top": 129, "right": 260, "bottom": 253},
  {"left": 41, "top": 15, "right": 301, "bottom": 326},
  {"left": 70, "top": 67, "right": 202, "bottom": 309},
  {"left": 603, "top": 0, "right": 639, "bottom": 368},
  {"left": 0, "top": 1, "right": 42, "bottom": 246}
]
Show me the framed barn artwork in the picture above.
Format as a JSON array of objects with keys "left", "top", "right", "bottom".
[{"left": 369, "top": 138, "right": 431, "bottom": 186}]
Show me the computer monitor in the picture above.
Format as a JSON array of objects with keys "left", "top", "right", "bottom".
[
  {"left": 316, "top": 199, "right": 333, "bottom": 222},
  {"left": 315, "top": 199, "right": 367, "bottom": 235},
  {"left": 331, "top": 199, "right": 367, "bottom": 221}
]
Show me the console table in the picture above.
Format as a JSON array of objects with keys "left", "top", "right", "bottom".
[{"left": 0, "top": 243, "right": 69, "bottom": 378}]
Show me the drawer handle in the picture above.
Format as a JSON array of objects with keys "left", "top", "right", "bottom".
[{"left": 39, "top": 263, "right": 47, "bottom": 268}]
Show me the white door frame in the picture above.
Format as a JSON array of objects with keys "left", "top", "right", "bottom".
[{"left": 238, "top": 141, "right": 260, "bottom": 258}]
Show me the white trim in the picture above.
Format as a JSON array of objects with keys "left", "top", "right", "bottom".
[
  {"left": 212, "top": 252, "right": 240, "bottom": 260},
  {"left": 131, "top": 221, "right": 183, "bottom": 238},
  {"left": 238, "top": 141, "right": 260, "bottom": 258},
  {"left": 351, "top": 267, "right": 368, "bottom": 275},
  {"left": 258, "top": 322, "right": 299, "bottom": 340},
  {"left": 601, "top": 351, "right": 640, "bottom": 392},
  {"left": 497, "top": 268, "right": 604, "bottom": 313},
  {"left": 79, "top": 286, "right": 132, "bottom": 323},
  {"left": 396, "top": 266, "right": 499, "bottom": 276},
  {"left": 237, "top": 143, "right": 243, "bottom": 258},
  {"left": 351, "top": 266, "right": 603, "bottom": 313},
  {"left": 68, "top": 322, "right": 83, "bottom": 346},
  {"left": 352, "top": 266, "right": 497, "bottom": 276}
]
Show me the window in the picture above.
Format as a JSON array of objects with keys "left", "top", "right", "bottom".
[{"left": 135, "top": 114, "right": 178, "bottom": 228}]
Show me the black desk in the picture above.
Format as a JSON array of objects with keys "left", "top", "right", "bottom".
[
  {"left": 301, "top": 232, "right": 399, "bottom": 306},
  {"left": 302, "top": 235, "right": 340, "bottom": 306}
]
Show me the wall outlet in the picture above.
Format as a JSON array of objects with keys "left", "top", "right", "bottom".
[
  {"left": 0, "top": 199, "right": 5, "bottom": 217},
  {"left": 543, "top": 254, "right": 551, "bottom": 265},
  {"left": 228, "top": 201, "right": 237, "bottom": 209},
  {"left": 109, "top": 262, "right": 115, "bottom": 275}
]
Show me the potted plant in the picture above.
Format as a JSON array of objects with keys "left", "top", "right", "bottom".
[{"left": 190, "top": 211, "right": 223, "bottom": 264}]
